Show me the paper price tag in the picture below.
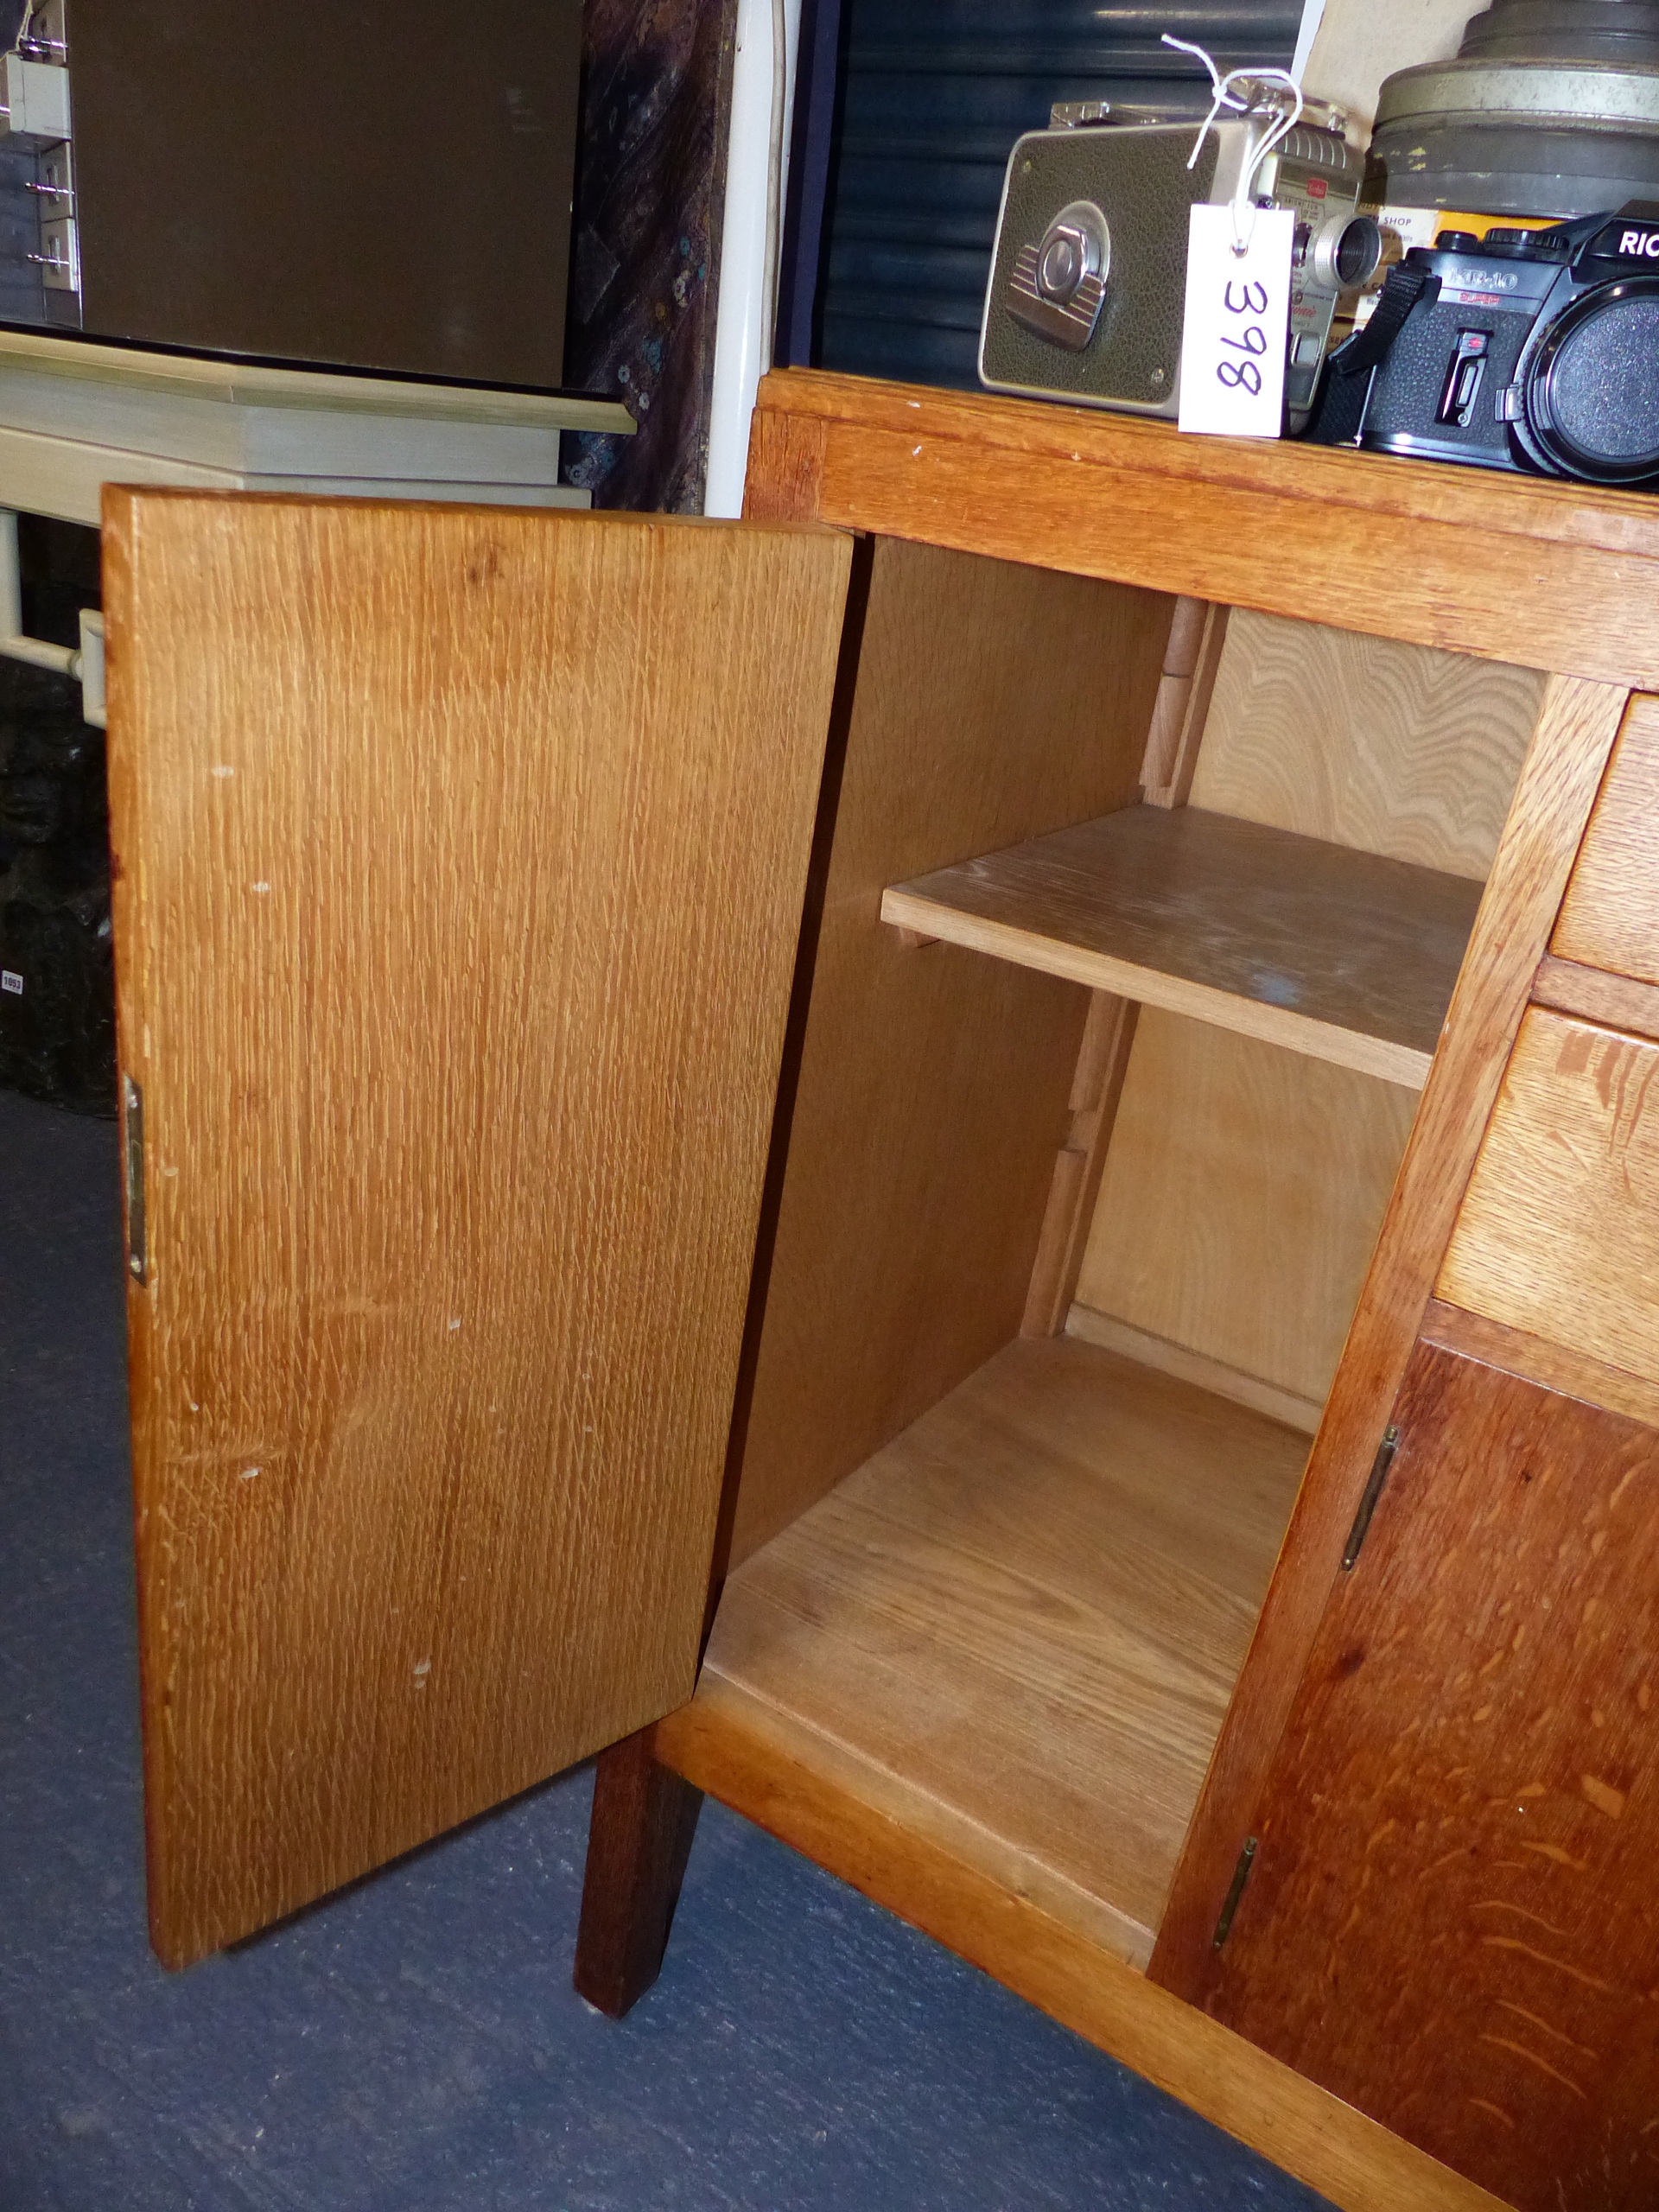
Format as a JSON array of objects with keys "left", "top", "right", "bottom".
[{"left": 1178, "top": 204, "right": 1294, "bottom": 439}]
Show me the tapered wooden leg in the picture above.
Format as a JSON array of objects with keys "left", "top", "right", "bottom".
[{"left": 574, "top": 1724, "right": 704, "bottom": 2017}]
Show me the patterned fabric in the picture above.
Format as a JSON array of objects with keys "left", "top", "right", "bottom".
[{"left": 563, "top": 0, "right": 739, "bottom": 512}]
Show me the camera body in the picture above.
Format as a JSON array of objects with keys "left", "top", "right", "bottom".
[
  {"left": 978, "top": 107, "right": 1376, "bottom": 431},
  {"left": 1351, "top": 204, "right": 1659, "bottom": 484}
]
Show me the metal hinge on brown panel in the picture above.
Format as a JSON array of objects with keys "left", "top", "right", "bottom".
[
  {"left": 1212, "top": 1835, "right": 1257, "bottom": 1948},
  {"left": 122, "top": 1073, "right": 146, "bottom": 1284},
  {"left": 1342, "top": 1424, "right": 1400, "bottom": 1571}
]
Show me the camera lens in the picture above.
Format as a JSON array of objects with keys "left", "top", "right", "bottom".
[
  {"left": 1547, "top": 295, "right": 1659, "bottom": 466},
  {"left": 1310, "top": 213, "right": 1382, "bottom": 292},
  {"left": 1334, "top": 216, "right": 1383, "bottom": 288},
  {"left": 1525, "top": 279, "right": 1659, "bottom": 482}
]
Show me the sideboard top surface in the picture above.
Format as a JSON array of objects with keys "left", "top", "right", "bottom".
[{"left": 748, "top": 369, "right": 1659, "bottom": 690}]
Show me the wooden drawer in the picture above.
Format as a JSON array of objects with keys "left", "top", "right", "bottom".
[
  {"left": 1439, "top": 1005, "right": 1659, "bottom": 1386},
  {"left": 1554, "top": 693, "right": 1659, "bottom": 984}
]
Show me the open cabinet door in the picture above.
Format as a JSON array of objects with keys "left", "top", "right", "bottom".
[{"left": 103, "top": 492, "right": 852, "bottom": 1968}]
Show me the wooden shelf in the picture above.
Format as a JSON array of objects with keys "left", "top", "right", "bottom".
[
  {"left": 881, "top": 804, "right": 1483, "bottom": 1089},
  {"left": 701, "top": 1334, "right": 1309, "bottom": 1970}
]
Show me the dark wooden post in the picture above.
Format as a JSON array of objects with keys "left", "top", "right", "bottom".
[{"left": 574, "top": 1725, "right": 705, "bottom": 2017}]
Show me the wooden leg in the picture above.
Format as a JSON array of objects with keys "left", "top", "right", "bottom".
[{"left": 574, "top": 1724, "right": 704, "bottom": 2017}]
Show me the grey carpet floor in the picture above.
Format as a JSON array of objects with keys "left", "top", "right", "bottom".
[{"left": 0, "top": 1084, "right": 1330, "bottom": 2212}]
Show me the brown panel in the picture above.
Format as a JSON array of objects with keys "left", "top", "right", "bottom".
[
  {"left": 104, "top": 492, "right": 851, "bottom": 1967},
  {"left": 1553, "top": 694, "right": 1659, "bottom": 985},
  {"left": 1149, "top": 673, "right": 1630, "bottom": 2000},
  {"left": 727, "top": 537, "right": 1170, "bottom": 1565},
  {"left": 75, "top": 3, "right": 581, "bottom": 387},
  {"left": 1208, "top": 1338, "right": 1659, "bottom": 2212},
  {"left": 747, "top": 371, "right": 1659, "bottom": 688},
  {"left": 1439, "top": 1008, "right": 1659, "bottom": 1387},
  {"left": 656, "top": 1681, "right": 1510, "bottom": 2212}
]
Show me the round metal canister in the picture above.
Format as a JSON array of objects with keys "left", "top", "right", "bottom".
[{"left": 1370, "top": 0, "right": 1659, "bottom": 216}]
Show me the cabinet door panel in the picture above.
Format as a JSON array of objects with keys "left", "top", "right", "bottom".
[
  {"left": 104, "top": 493, "right": 850, "bottom": 1967},
  {"left": 1207, "top": 1337, "right": 1659, "bottom": 2212}
]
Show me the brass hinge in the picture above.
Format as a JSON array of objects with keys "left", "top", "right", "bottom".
[
  {"left": 1212, "top": 1835, "right": 1258, "bottom": 1949},
  {"left": 1342, "top": 1424, "right": 1399, "bottom": 1572},
  {"left": 122, "top": 1073, "right": 146, "bottom": 1284}
]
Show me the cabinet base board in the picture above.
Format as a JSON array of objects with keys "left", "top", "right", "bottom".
[{"left": 655, "top": 1678, "right": 1509, "bottom": 2212}]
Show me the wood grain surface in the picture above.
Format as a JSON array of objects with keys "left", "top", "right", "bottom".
[
  {"left": 1077, "top": 607, "right": 1530, "bottom": 1426},
  {"left": 747, "top": 370, "right": 1659, "bottom": 685},
  {"left": 655, "top": 1678, "right": 1510, "bottom": 2212},
  {"left": 1065, "top": 1306, "right": 1325, "bottom": 1436},
  {"left": 1138, "top": 594, "right": 1206, "bottom": 798},
  {"left": 708, "top": 1334, "right": 1308, "bottom": 1965},
  {"left": 1552, "top": 693, "right": 1659, "bottom": 985},
  {"left": 741, "top": 407, "right": 827, "bottom": 525},
  {"left": 1077, "top": 1014, "right": 1418, "bottom": 1410},
  {"left": 727, "top": 537, "right": 1170, "bottom": 1567},
  {"left": 1439, "top": 1008, "right": 1659, "bottom": 1389},
  {"left": 104, "top": 491, "right": 850, "bottom": 1967},
  {"left": 883, "top": 805, "right": 1479, "bottom": 1089},
  {"left": 1532, "top": 953, "right": 1659, "bottom": 1041},
  {"left": 1208, "top": 1338, "right": 1659, "bottom": 2212},
  {"left": 1141, "top": 600, "right": 1230, "bottom": 810},
  {"left": 1422, "top": 1297, "right": 1659, "bottom": 1437},
  {"left": 1149, "top": 673, "right": 1631, "bottom": 2002},
  {"left": 1192, "top": 608, "right": 1544, "bottom": 880},
  {"left": 1021, "top": 990, "right": 1138, "bottom": 1338}
]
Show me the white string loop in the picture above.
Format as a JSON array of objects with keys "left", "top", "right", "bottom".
[{"left": 1160, "top": 34, "right": 1305, "bottom": 257}]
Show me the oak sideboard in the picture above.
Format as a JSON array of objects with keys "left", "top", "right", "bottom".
[{"left": 104, "top": 370, "right": 1659, "bottom": 2212}]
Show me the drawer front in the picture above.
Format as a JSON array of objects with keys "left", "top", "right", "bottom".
[
  {"left": 1439, "top": 1006, "right": 1659, "bottom": 1386},
  {"left": 1554, "top": 692, "right": 1659, "bottom": 984}
]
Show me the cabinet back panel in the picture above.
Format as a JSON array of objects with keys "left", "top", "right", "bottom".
[
  {"left": 1077, "top": 1014, "right": 1418, "bottom": 1408},
  {"left": 105, "top": 493, "right": 851, "bottom": 1967},
  {"left": 728, "top": 538, "right": 1169, "bottom": 1567},
  {"left": 1191, "top": 610, "right": 1542, "bottom": 881}
]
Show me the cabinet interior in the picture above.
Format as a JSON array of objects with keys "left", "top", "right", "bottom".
[{"left": 699, "top": 537, "right": 1544, "bottom": 1973}]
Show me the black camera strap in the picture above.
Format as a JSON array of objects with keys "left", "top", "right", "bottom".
[{"left": 1308, "top": 264, "right": 1443, "bottom": 446}]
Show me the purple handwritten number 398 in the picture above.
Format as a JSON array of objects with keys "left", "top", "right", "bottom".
[{"left": 1218, "top": 278, "right": 1271, "bottom": 397}]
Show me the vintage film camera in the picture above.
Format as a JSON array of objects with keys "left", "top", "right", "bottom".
[
  {"left": 1327, "top": 204, "right": 1659, "bottom": 485},
  {"left": 978, "top": 95, "right": 1380, "bottom": 432}
]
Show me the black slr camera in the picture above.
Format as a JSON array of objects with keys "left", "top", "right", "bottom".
[{"left": 1325, "top": 201, "right": 1659, "bottom": 486}]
